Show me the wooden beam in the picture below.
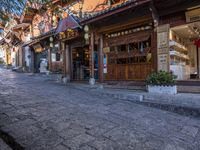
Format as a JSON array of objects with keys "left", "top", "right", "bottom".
[
  {"left": 157, "top": 0, "right": 200, "bottom": 16},
  {"left": 150, "top": 1, "right": 159, "bottom": 27},
  {"left": 97, "top": 15, "right": 152, "bottom": 33}
]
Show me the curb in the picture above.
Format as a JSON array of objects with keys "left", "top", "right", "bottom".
[{"left": 70, "top": 85, "right": 200, "bottom": 118}]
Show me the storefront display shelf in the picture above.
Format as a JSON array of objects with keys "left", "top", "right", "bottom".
[
  {"left": 170, "top": 51, "right": 189, "bottom": 60},
  {"left": 169, "top": 40, "right": 187, "bottom": 51}
]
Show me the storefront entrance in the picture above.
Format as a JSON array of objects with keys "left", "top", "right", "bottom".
[
  {"left": 34, "top": 50, "right": 48, "bottom": 73},
  {"left": 169, "top": 21, "right": 200, "bottom": 80},
  {"left": 72, "top": 47, "right": 90, "bottom": 80},
  {"left": 103, "top": 25, "right": 153, "bottom": 81}
]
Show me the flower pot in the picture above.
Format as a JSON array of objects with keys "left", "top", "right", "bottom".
[{"left": 147, "top": 85, "right": 177, "bottom": 95}]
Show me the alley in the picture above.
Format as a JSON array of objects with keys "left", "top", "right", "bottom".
[{"left": 0, "top": 68, "right": 200, "bottom": 150}]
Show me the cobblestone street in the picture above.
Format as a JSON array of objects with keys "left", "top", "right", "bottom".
[{"left": 0, "top": 68, "right": 200, "bottom": 150}]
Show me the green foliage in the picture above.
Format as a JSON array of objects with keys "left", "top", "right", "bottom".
[
  {"left": 0, "top": 58, "right": 4, "bottom": 64},
  {"left": 146, "top": 71, "right": 177, "bottom": 86}
]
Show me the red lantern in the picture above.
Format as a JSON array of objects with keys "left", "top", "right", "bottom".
[{"left": 194, "top": 39, "right": 200, "bottom": 48}]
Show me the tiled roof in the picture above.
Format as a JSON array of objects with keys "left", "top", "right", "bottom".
[
  {"left": 56, "top": 15, "right": 81, "bottom": 33},
  {"left": 80, "top": 0, "right": 150, "bottom": 23},
  {"left": 31, "top": 28, "right": 56, "bottom": 40}
]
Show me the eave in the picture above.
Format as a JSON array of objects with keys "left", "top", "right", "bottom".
[{"left": 80, "top": 0, "right": 151, "bottom": 25}]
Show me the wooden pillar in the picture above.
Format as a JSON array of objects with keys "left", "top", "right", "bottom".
[
  {"left": 65, "top": 44, "right": 71, "bottom": 80},
  {"left": 48, "top": 48, "right": 52, "bottom": 72},
  {"left": 197, "top": 46, "right": 199, "bottom": 78},
  {"left": 99, "top": 34, "right": 104, "bottom": 83},
  {"left": 90, "top": 32, "right": 95, "bottom": 78},
  {"left": 151, "top": 31, "right": 157, "bottom": 72},
  {"left": 62, "top": 42, "right": 66, "bottom": 76}
]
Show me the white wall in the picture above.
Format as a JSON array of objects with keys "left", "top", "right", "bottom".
[
  {"left": 11, "top": 48, "right": 16, "bottom": 67},
  {"left": 0, "top": 48, "right": 4, "bottom": 59},
  {"left": 24, "top": 46, "right": 31, "bottom": 68}
]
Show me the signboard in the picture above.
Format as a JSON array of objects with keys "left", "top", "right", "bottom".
[
  {"left": 33, "top": 43, "right": 43, "bottom": 53},
  {"left": 186, "top": 8, "right": 200, "bottom": 23},
  {"left": 157, "top": 24, "right": 170, "bottom": 72},
  {"left": 51, "top": 53, "right": 56, "bottom": 62},
  {"left": 59, "top": 30, "right": 79, "bottom": 40},
  {"left": 103, "top": 47, "right": 110, "bottom": 53}
]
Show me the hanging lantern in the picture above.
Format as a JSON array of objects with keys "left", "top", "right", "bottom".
[
  {"left": 49, "top": 36, "right": 53, "bottom": 42},
  {"left": 84, "top": 25, "right": 89, "bottom": 32},
  {"left": 50, "top": 43, "right": 53, "bottom": 48},
  {"left": 194, "top": 39, "right": 200, "bottom": 48}
]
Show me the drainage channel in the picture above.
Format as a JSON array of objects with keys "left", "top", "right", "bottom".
[{"left": 0, "top": 129, "right": 24, "bottom": 150}]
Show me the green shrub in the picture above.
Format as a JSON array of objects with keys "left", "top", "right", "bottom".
[{"left": 146, "top": 71, "right": 176, "bottom": 86}]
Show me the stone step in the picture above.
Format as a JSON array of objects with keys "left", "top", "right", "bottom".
[{"left": 178, "top": 86, "right": 200, "bottom": 93}]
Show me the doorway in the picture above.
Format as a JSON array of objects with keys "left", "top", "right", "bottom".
[
  {"left": 72, "top": 47, "right": 89, "bottom": 80},
  {"left": 170, "top": 21, "right": 200, "bottom": 80}
]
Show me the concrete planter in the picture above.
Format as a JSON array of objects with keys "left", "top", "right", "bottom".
[{"left": 147, "top": 85, "right": 177, "bottom": 95}]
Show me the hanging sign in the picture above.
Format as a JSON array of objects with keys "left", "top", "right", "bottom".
[
  {"left": 33, "top": 43, "right": 43, "bottom": 53},
  {"left": 186, "top": 8, "right": 200, "bottom": 23},
  {"left": 103, "top": 47, "right": 110, "bottom": 53}
]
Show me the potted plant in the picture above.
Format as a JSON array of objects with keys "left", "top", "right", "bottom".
[{"left": 146, "top": 71, "right": 177, "bottom": 94}]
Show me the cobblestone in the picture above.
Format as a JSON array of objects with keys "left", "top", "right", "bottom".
[
  {"left": 0, "top": 68, "right": 200, "bottom": 150},
  {"left": 0, "top": 138, "right": 12, "bottom": 150}
]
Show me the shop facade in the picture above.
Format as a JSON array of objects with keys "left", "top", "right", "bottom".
[
  {"left": 56, "top": 15, "right": 94, "bottom": 82},
  {"left": 81, "top": 0, "right": 157, "bottom": 83},
  {"left": 79, "top": 0, "right": 200, "bottom": 84},
  {"left": 156, "top": 0, "right": 200, "bottom": 81}
]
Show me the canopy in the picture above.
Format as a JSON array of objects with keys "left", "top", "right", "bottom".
[{"left": 56, "top": 16, "right": 80, "bottom": 33}]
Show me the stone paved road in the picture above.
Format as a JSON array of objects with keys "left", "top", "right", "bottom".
[
  {"left": 0, "top": 138, "right": 12, "bottom": 150},
  {"left": 0, "top": 68, "right": 200, "bottom": 150}
]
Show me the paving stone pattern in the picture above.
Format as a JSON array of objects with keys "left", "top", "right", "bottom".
[
  {"left": 0, "top": 68, "right": 200, "bottom": 150},
  {"left": 0, "top": 138, "right": 12, "bottom": 150}
]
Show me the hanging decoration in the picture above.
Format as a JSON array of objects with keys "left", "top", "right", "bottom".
[{"left": 194, "top": 39, "right": 200, "bottom": 48}]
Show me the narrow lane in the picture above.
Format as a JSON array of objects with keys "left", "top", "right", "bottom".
[{"left": 0, "top": 68, "right": 200, "bottom": 150}]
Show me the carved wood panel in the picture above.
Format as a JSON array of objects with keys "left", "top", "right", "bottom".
[{"left": 106, "top": 63, "right": 152, "bottom": 80}]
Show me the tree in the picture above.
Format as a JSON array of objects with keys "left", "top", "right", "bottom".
[
  {"left": 0, "top": 0, "right": 55, "bottom": 26},
  {"left": 0, "top": 0, "right": 77, "bottom": 26},
  {"left": 0, "top": 0, "right": 25, "bottom": 24}
]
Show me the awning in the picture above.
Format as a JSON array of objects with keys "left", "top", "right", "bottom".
[
  {"left": 56, "top": 15, "right": 81, "bottom": 33},
  {"left": 105, "top": 31, "right": 151, "bottom": 47}
]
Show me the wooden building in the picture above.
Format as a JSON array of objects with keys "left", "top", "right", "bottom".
[
  {"left": 77, "top": 0, "right": 200, "bottom": 85},
  {"left": 80, "top": 0, "right": 156, "bottom": 83}
]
